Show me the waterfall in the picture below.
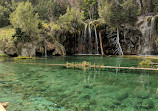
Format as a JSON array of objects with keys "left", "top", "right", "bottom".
[
  {"left": 94, "top": 25, "right": 99, "bottom": 54},
  {"left": 151, "top": 17, "right": 155, "bottom": 36},
  {"left": 116, "top": 28, "right": 123, "bottom": 55},
  {"left": 142, "top": 16, "right": 155, "bottom": 55},
  {"left": 88, "top": 22, "right": 92, "bottom": 54},
  {"left": 78, "top": 29, "right": 84, "bottom": 54},
  {"left": 84, "top": 23, "right": 87, "bottom": 42},
  {"left": 80, "top": 21, "right": 99, "bottom": 54}
]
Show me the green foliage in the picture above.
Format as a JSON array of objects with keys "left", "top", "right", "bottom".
[
  {"left": 79, "top": 0, "right": 98, "bottom": 20},
  {"left": 58, "top": 6, "right": 84, "bottom": 33},
  {"left": 10, "top": 1, "right": 39, "bottom": 38},
  {"left": 99, "top": 0, "right": 125, "bottom": 30},
  {"left": 35, "top": 0, "right": 65, "bottom": 21},
  {"left": 152, "top": 0, "right": 158, "bottom": 14},
  {"left": 14, "top": 56, "right": 35, "bottom": 60},
  {"left": 13, "top": 28, "right": 32, "bottom": 42},
  {"left": 0, "top": 5, "right": 10, "bottom": 27},
  {"left": 0, "top": 26, "right": 16, "bottom": 52},
  {"left": 99, "top": 0, "right": 138, "bottom": 29},
  {"left": 121, "top": 0, "right": 138, "bottom": 25}
]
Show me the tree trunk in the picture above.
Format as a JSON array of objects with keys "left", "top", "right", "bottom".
[{"left": 99, "top": 31, "right": 104, "bottom": 55}]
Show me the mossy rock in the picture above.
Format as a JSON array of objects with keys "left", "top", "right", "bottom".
[
  {"left": 147, "top": 17, "right": 152, "bottom": 26},
  {"left": 142, "top": 99, "right": 154, "bottom": 109},
  {"left": 134, "top": 90, "right": 149, "bottom": 99}
]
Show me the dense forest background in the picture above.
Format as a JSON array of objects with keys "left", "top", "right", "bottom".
[{"left": 0, "top": 0, "right": 158, "bottom": 56}]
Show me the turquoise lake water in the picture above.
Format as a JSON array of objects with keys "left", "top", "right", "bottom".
[{"left": 0, "top": 56, "right": 158, "bottom": 111}]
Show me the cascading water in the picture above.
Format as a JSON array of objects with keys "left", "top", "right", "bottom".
[
  {"left": 142, "top": 16, "right": 155, "bottom": 55},
  {"left": 116, "top": 28, "right": 123, "bottom": 55},
  {"left": 84, "top": 23, "right": 87, "bottom": 42},
  {"left": 94, "top": 25, "right": 99, "bottom": 54},
  {"left": 77, "top": 21, "right": 100, "bottom": 55},
  {"left": 151, "top": 17, "right": 155, "bottom": 36},
  {"left": 78, "top": 29, "right": 84, "bottom": 54},
  {"left": 88, "top": 22, "right": 92, "bottom": 54}
]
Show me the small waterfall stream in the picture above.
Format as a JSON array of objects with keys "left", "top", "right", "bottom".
[
  {"left": 84, "top": 23, "right": 87, "bottom": 42},
  {"left": 94, "top": 25, "right": 99, "bottom": 54},
  {"left": 88, "top": 22, "right": 92, "bottom": 54},
  {"left": 142, "top": 16, "right": 155, "bottom": 55},
  {"left": 151, "top": 17, "right": 155, "bottom": 36},
  {"left": 78, "top": 21, "right": 99, "bottom": 55},
  {"left": 115, "top": 28, "right": 123, "bottom": 55}
]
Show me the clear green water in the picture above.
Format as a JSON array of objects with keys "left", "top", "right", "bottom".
[{"left": 0, "top": 56, "right": 158, "bottom": 111}]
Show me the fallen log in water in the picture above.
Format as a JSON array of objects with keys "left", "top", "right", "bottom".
[{"left": 16, "top": 61, "right": 158, "bottom": 71}]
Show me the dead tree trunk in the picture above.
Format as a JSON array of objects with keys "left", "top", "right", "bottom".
[{"left": 99, "top": 31, "right": 104, "bottom": 55}]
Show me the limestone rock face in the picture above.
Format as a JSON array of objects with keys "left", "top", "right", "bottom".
[
  {"left": 136, "top": 15, "right": 158, "bottom": 55},
  {"left": 4, "top": 47, "right": 17, "bottom": 56},
  {"left": 72, "top": 15, "right": 158, "bottom": 55},
  {"left": 20, "top": 43, "right": 36, "bottom": 57},
  {"left": 0, "top": 50, "right": 3, "bottom": 54},
  {"left": 46, "top": 41, "right": 66, "bottom": 56}
]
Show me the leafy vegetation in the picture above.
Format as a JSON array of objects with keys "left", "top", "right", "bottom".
[
  {"left": 139, "top": 59, "right": 151, "bottom": 68},
  {"left": 0, "top": 0, "right": 158, "bottom": 56},
  {"left": 0, "top": 26, "right": 16, "bottom": 53},
  {"left": 10, "top": 1, "right": 39, "bottom": 40}
]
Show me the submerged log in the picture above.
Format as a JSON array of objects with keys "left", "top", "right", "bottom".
[{"left": 17, "top": 61, "right": 158, "bottom": 71}]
